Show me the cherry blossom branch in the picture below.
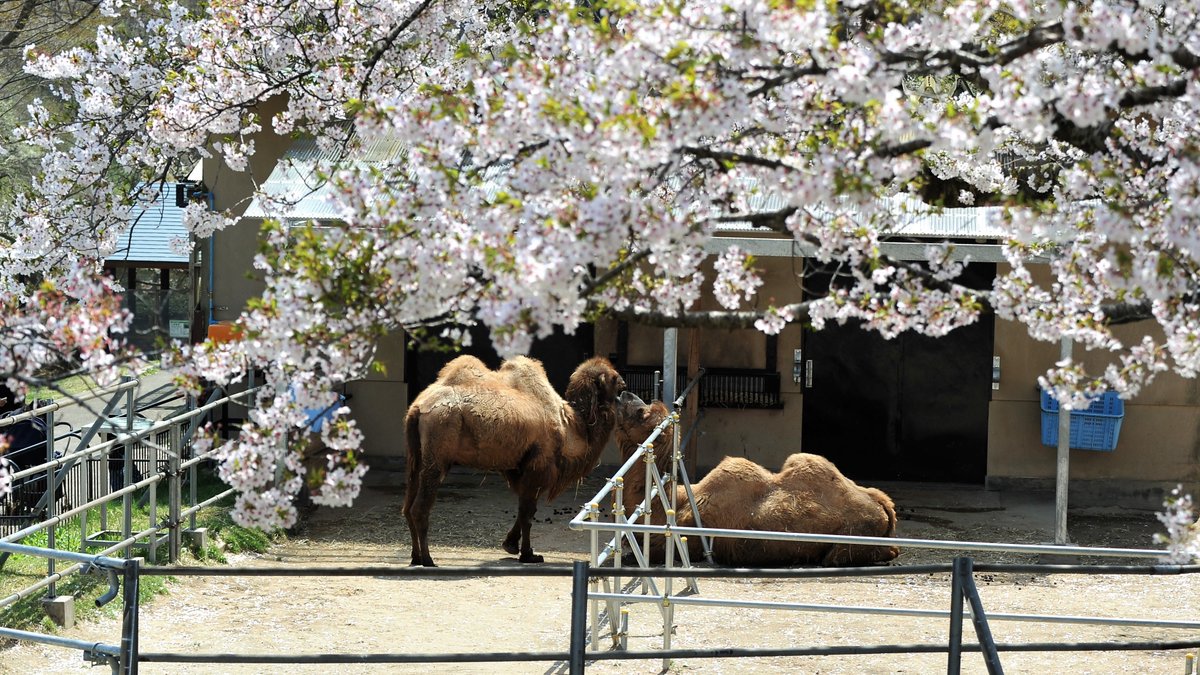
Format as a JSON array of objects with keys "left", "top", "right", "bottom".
[
  {"left": 358, "top": 0, "right": 439, "bottom": 98},
  {"left": 880, "top": 22, "right": 1065, "bottom": 70},
  {"left": 680, "top": 146, "right": 797, "bottom": 171}
]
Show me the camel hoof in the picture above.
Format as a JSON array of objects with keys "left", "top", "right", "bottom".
[
  {"left": 518, "top": 553, "right": 545, "bottom": 564},
  {"left": 501, "top": 540, "right": 520, "bottom": 555}
]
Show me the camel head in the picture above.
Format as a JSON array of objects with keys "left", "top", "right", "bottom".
[
  {"left": 563, "top": 356, "right": 625, "bottom": 432},
  {"left": 615, "top": 391, "right": 671, "bottom": 463},
  {"left": 566, "top": 357, "right": 625, "bottom": 402}
]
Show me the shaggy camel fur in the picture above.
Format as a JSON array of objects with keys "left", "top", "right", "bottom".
[
  {"left": 404, "top": 355, "right": 625, "bottom": 566},
  {"left": 615, "top": 392, "right": 899, "bottom": 567}
]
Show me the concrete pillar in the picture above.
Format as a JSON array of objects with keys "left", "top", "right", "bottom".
[
  {"left": 184, "top": 527, "right": 209, "bottom": 552},
  {"left": 43, "top": 596, "right": 75, "bottom": 628}
]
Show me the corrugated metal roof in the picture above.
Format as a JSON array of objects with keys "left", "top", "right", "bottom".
[
  {"left": 242, "top": 136, "right": 409, "bottom": 220},
  {"left": 107, "top": 183, "right": 189, "bottom": 264},
  {"left": 246, "top": 138, "right": 1006, "bottom": 242},
  {"left": 714, "top": 193, "right": 1008, "bottom": 240}
]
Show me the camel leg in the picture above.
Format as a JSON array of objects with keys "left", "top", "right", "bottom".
[
  {"left": 824, "top": 543, "right": 899, "bottom": 566},
  {"left": 514, "top": 493, "right": 544, "bottom": 564},
  {"left": 502, "top": 514, "right": 521, "bottom": 555},
  {"left": 405, "top": 466, "right": 443, "bottom": 567},
  {"left": 402, "top": 482, "right": 424, "bottom": 566},
  {"left": 500, "top": 467, "right": 528, "bottom": 555}
]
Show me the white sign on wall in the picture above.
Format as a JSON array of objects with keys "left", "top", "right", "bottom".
[{"left": 169, "top": 320, "right": 190, "bottom": 339}]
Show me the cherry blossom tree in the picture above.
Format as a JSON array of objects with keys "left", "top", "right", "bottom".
[{"left": 2, "top": 0, "right": 1200, "bottom": 535}]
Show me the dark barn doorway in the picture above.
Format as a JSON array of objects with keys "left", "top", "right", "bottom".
[
  {"left": 406, "top": 324, "right": 597, "bottom": 401},
  {"left": 800, "top": 262, "right": 996, "bottom": 483}
]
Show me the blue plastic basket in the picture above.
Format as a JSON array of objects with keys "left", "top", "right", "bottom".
[{"left": 1039, "top": 389, "right": 1124, "bottom": 452}]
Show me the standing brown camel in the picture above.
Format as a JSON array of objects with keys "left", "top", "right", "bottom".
[
  {"left": 404, "top": 355, "right": 625, "bottom": 566},
  {"left": 615, "top": 392, "right": 900, "bottom": 567}
]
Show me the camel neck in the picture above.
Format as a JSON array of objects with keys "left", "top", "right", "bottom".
[{"left": 617, "top": 437, "right": 674, "bottom": 517}]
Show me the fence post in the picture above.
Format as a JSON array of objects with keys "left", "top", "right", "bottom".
[
  {"left": 148, "top": 437, "right": 158, "bottom": 565},
  {"left": 123, "top": 380, "right": 135, "bottom": 558},
  {"left": 642, "top": 444, "right": 654, "bottom": 576},
  {"left": 186, "top": 393, "right": 199, "bottom": 531},
  {"left": 947, "top": 556, "right": 965, "bottom": 675},
  {"left": 588, "top": 501, "right": 600, "bottom": 651},
  {"left": 663, "top": 507, "right": 675, "bottom": 673},
  {"left": 168, "top": 423, "right": 182, "bottom": 563},
  {"left": 611, "top": 477, "right": 624, "bottom": 648},
  {"left": 45, "top": 406, "right": 57, "bottom": 599},
  {"left": 119, "top": 557, "right": 141, "bottom": 675},
  {"left": 569, "top": 560, "right": 589, "bottom": 675},
  {"left": 959, "top": 557, "right": 1004, "bottom": 674},
  {"left": 1055, "top": 337, "right": 1072, "bottom": 545}
]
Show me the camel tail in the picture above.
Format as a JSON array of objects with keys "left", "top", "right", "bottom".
[{"left": 403, "top": 409, "right": 422, "bottom": 517}]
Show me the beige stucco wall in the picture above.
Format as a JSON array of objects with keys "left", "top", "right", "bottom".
[
  {"left": 621, "top": 256, "right": 805, "bottom": 472},
  {"left": 346, "top": 330, "right": 409, "bottom": 458},
  {"left": 200, "top": 98, "right": 413, "bottom": 461},
  {"left": 621, "top": 256, "right": 1200, "bottom": 493},
  {"left": 987, "top": 268, "right": 1200, "bottom": 490},
  {"left": 207, "top": 218, "right": 267, "bottom": 323},
  {"left": 200, "top": 96, "right": 292, "bottom": 323}
]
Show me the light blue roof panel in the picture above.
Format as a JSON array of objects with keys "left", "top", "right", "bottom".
[{"left": 107, "top": 183, "right": 189, "bottom": 264}]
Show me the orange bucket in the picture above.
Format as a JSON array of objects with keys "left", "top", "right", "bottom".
[{"left": 207, "top": 322, "right": 241, "bottom": 343}]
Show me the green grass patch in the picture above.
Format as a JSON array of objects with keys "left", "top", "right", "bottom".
[
  {"left": 27, "top": 365, "right": 160, "bottom": 401},
  {"left": 0, "top": 468, "right": 283, "bottom": 636},
  {"left": 0, "top": 503, "right": 175, "bottom": 635}
]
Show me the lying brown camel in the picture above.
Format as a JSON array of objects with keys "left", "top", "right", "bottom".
[
  {"left": 404, "top": 355, "right": 625, "bottom": 566},
  {"left": 615, "top": 392, "right": 899, "bottom": 567}
]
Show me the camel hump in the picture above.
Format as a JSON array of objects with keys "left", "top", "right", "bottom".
[
  {"left": 780, "top": 452, "right": 834, "bottom": 472},
  {"left": 436, "top": 355, "right": 492, "bottom": 386},
  {"left": 705, "top": 456, "right": 775, "bottom": 491},
  {"left": 500, "top": 355, "right": 546, "bottom": 376},
  {"left": 499, "top": 356, "right": 566, "bottom": 410}
]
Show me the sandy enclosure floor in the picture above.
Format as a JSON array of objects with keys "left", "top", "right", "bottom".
[{"left": 2, "top": 468, "right": 1197, "bottom": 675}]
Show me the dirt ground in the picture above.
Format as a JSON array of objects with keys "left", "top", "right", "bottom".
[{"left": 2, "top": 467, "right": 1198, "bottom": 675}]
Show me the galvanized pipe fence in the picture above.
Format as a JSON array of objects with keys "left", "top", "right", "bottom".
[
  {"left": 567, "top": 368, "right": 1196, "bottom": 670},
  {"left": 0, "top": 375, "right": 259, "bottom": 614},
  {"left": 4, "top": 370, "right": 1198, "bottom": 672},
  {"left": 3, "top": 542, "right": 1199, "bottom": 675}
]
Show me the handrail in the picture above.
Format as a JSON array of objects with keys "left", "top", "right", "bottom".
[
  {"left": 6, "top": 386, "right": 259, "bottom": 482},
  {"left": 570, "top": 517, "right": 1169, "bottom": 559},
  {"left": 0, "top": 540, "right": 128, "bottom": 570},
  {"left": 0, "top": 377, "right": 263, "bottom": 624},
  {"left": 8, "top": 556, "right": 1198, "bottom": 673},
  {"left": 0, "top": 379, "right": 140, "bottom": 428},
  {"left": 671, "top": 367, "right": 705, "bottom": 411}
]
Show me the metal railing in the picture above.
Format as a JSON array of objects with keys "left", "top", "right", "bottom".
[
  {"left": 2, "top": 541, "right": 1198, "bottom": 675},
  {"left": 620, "top": 365, "right": 783, "bottom": 409},
  {"left": 0, "top": 377, "right": 257, "bottom": 612},
  {"left": 4, "top": 372, "right": 1197, "bottom": 674},
  {"left": 568, "top": 369, "right": 1188, "bottom": 670}
]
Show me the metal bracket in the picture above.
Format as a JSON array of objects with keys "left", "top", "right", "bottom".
[{"left": 82, "top": 645, "right": 117, "bottom": 667}]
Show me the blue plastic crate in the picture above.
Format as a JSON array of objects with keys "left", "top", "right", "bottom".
[{"left": 1039, "top": 389, "right": 1124, "bottom": 452}]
